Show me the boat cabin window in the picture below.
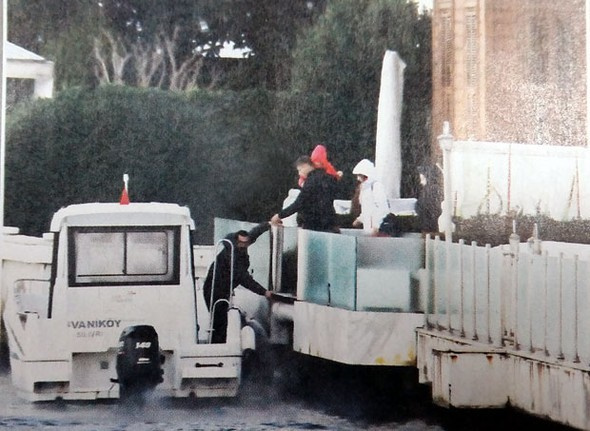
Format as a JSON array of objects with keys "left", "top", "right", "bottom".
[{"left": 68, "top": 226, "right": 180, "bottom": 286}]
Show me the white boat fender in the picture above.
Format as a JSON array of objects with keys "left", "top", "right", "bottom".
[
  {"left": 244, "top": 318, "right": 268, "bottom": 350},
  {"left": 241, "top": 325, "right": 256, "bottom": 352}
]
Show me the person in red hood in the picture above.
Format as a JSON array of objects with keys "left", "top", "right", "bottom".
[{"left": 298, "top": 144, "right": 343, "bottom": 187}]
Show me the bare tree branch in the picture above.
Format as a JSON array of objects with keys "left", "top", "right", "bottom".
[
  {"left": 132, "top": 39, "right": 165, "bottom": 88},
  {"left": 161, "top": 25, "right": 204, "bottom": 92},
  {"left": 105, "top": 31, "right": 132, "bottom": 85},
  {"left": 94, "top": 25, "right": 215, "bottom": 91},
  {"left": 205, "top": 63, "right": 223, "bottom": 90},
  {"left": 93, "top": 37, "right": 111, "bottom": 84},
  {"left": 93, "top": 30, "right": 132, "bottom": 85}
]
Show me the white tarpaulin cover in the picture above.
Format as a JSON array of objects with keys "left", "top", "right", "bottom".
[{"left": 375, "top": 50, "right": 406, "bottom": 202}]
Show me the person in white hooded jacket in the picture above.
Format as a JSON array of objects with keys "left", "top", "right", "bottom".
[{"left": 352, "top": 159, "right": 390, "bottom": 235}]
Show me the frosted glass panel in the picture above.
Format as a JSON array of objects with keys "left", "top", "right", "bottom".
[{"left": 297, "top": 230, "right": 356, "bottom": 309}]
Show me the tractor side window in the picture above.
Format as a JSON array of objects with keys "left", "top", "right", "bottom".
[{"left": 68, "top": 226, "right": 180, "bottom": 286}]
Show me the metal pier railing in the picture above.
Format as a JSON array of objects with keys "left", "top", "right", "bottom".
[{"left": 424, "top": 234, "right": 590, "bottom": 365}]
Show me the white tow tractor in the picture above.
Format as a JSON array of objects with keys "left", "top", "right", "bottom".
[{"left": 2, "top": 202, "right": 256, "bottom": 401}]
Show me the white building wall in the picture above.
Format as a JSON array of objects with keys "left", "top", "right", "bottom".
[{"left": 449, "top": 141, "right": 590, "bottom": 221}]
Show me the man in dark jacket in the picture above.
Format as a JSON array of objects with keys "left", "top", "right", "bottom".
[
  {"left": 203, "top": 222, "right": 272, "bottom": 343},
  {"left": 271, "top": 155, "right": 338, "bottom": 232}
]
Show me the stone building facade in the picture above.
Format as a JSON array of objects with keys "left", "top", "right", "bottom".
[{"left": 432, "top": 0, "right": 586, "bottom": 158}]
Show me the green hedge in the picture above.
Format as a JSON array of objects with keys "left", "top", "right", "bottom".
[{"left": 5, "top": 86, "right": 295, "bottom": 242}]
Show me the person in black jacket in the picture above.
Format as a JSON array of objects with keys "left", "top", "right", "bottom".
[
  {"left": 203, "top": 222, "right": 272, "bottom": 343},
  {"left": 271, "top": 155, "right": 339, "bottom": 233}
]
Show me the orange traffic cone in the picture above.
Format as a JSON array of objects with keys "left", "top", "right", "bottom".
[
  {"left": 120, "top": 187, "right": 130, "bottom": 205},
  {"left": 120, "top": 174, "right": 130, "bottom": 205}
]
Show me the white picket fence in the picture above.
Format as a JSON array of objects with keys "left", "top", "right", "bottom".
[{"left": 424, "top": 234, "right": 590, "bottom": 365}]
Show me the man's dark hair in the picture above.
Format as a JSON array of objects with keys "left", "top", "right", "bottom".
[
  {"left": 236, "top": 230, "right": 250, "bottom": 238},
  {"left": 295, "top": 155, "right": 312, "bottom": 167}
]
